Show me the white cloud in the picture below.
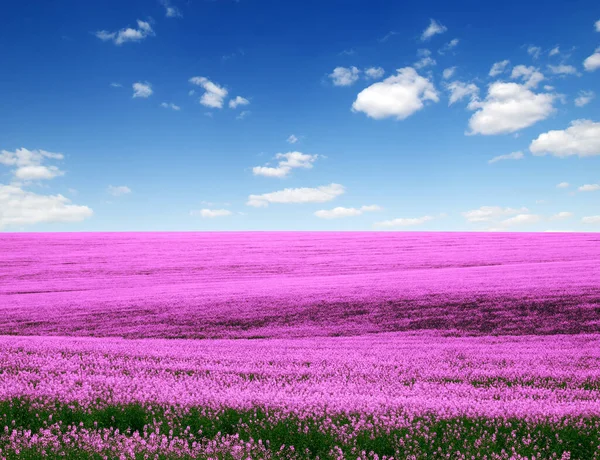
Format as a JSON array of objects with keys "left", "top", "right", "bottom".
[
  {"left": 0, "top": 185, "right": 92, "bottom": 228},
  {"left": 252, "top": 151, "right": 319, "bottom": 178},
  {"left": 547, "top": 64, "right": 579, "bottom": 76},
  {"left": 421, "top": 19, "right": 447, "bottom": 41},
  {"left": 236, "top": 110, "right": 250, "bottom": 120},
  {"left": 96, "top": 19, "right": 154, "bottom": 46},
  {"left": 107, "top": 185, "right": 132, "bottom": 196},
  {"left": 247, "top": 183, "right": 344, "bottom": 207},
  {"left": 575, "top": 91, "right": 595, "bottom": 107},
  {"left": 160, "top": 0, "right": 182, "bottom": 18},
  {"left": 551, "top": 211, "right": 573, "bottom": 220},
  {"left": 315, "top": 205, "right": 381, "bottom": 219},
  {"left": 0, "top": 148, "right": 64, "bottom": 181},
  {"left": 374, "top": 215, "right": 434, "bottom": 228},
  {"left": 191, "top": 209, "right": 232, "bottom": 218},
  {"left": 364, "top": 67, "right": 385, "bottom": 80},
  {"left": 489, "top": 60, "right": 510, "bottom": 77},
  {"left": 110, "top": 82, "right": 122, "bottom": 88},
  {"left": 501, "top": 213, "right": 541, "bottom": 226},
  {"left": 595, "top": 20, "right": 600, "bottom": 32},
  {"left": 488, "top": 151, "right": 524, "bottom": 164},
  {"left": 189, "top": 77, "right": 228, "bottom": 108},
  {"left": 467, "top": 82, "right": 556, "bottom": 135},
  {"left": 445, "top": 81, "right": 479, "bottom": 105},
  {"left": 414, "top": 56, "right": 436, "bottom": 69},
  {"left": 442, "top": 67, "right": 456, "bottom": 79},
  {"left": 14, "top": 165, "right": 64, "bottom": 180},
  {"left": 510, "top": 65, "right": 544, "bottom": 88},
  {"left": 462, "top": 206, "right": 529, "bottom": 223},
  {"left": 438, "top": 38, "right": 459, "bottom": 54},
  {"left": 549, "top": 46, "right": 560, "bottom": 56},
  {"left": 132, "top": 82, "right": 153, "bottom": 98},
  {"left": 556, "top": 182, "right": 570, "bottom": 188},
  {"left": 229, "top": 96, "right": 250, "bottom": 109},
  {"left": 584, "top": 48, "right": 600, "bottom": 71},
  {"left": 530, "top": 120, "right": 600, "bottom": 157},
  {"left": 527, "top": 45, "right": 542, "bottom": 60},
  {"left": 287, "top": 135, "right": 298, "bottom": 144},
  {"left": 160, "top": 102, "right": 180, "bottom": 111},
  {"left": 329, "top": 66, "right": 360, "bottom": 86},
  {"left": 582, "top": 215, "right": 600, "bottom": 224},
  {"left": 352, "top": 67, "right": 438, "bottom": 120},
  {"left": 578, "top": 184, "right": 600, "bottom": 192}
]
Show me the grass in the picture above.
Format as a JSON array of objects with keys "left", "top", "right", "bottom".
[{"left": 1, "top": 398, "right": 599, "bottom": 459}]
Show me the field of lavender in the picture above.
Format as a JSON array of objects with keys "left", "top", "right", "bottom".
[{"left": 2, "top": 232, "right": 600, "bottom": 459}]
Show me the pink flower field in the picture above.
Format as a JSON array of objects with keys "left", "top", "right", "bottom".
[
  {"left": 1, "top": 232, "right": 600, "bottom": 459},
  {"left": 2, "top": 232, "right": 600, "bottom": 338}
]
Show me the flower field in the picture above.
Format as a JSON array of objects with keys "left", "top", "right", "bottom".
[{"left": 1, "top": 232, "right": 600, "bottom": 458}]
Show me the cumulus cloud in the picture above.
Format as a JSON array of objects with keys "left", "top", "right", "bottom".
[
  {"left": 462, "top": 206, "right": 529, "bottom": 223},
  {"left": 107, "top": 185, "right": 132, "bottom": 196},
  {"left": 578, "top": 184, "right": 600, "bottom": 192},
  {"left": 364, "top": 67, "right": 385, "bottom": 80},
  {"left": 374, "top": 215, "right": 434, "bottom": 228},
  {"left": 190, "top": 208, "right": 232, "bottom": 218},
  {"left": 551, "top": 211, "right": 573, "bottom": 220},
  {"left": 501, "top": 213, "right": 541, "bottom": 226},
  {"left": 287, "top": 135, "right": 299, "bottom": 144},
  {"left": 575, "top": 91, "right": 595, "bottom": 107},
  {"left": 252, "top": 152, "right": 319, "bottom": 178},
  {"left": 229, "top": 96, "right": 250, "bottom": 109},
  {"left": 96, "top": 19, "right": 154, "bottom": 45},
  {"left": 488, "top": 151, "right": 524, "bottom": 164},
  {"left": 110, "top": 82, "right": 122, "bottom": 88},
  {"left": 556, "top": 182, "right": 570, "bottom": 188},
  {"left": 445, "top": 81, "right": 479, "bottom": 105},
  {"left": 510, "top": 65, "right": 544, "bottom": 88},
  {"left": 189, "top": 77, "right": 228, "bottom": 108},
  {"left": 414, "top": 56, "right": 436, "bottom": 69},
  {"left": 421, "top": 19, "right": 447, "bottom": 41},
  {"left": 315, "top": 205, "right": 381, "bottom": 219},
  {"left": 489, "top": 60, "right": 510, "bottom": 77},
  {"left": 529, "top": 120, "right": 600, "bottom": 157},
  {"left": 547, "top": 64, "right": 579, "bottom": 76},
  {"left": 442, "top": 67, "right": 457, "bottom": 79},
  {"left": 467, "top": 82, "right": 556, "bottom": 135},
  {"left": 352, "top": 67, "right": 438, "bottom": 120},
  {"left": 247, "top": 183, "right": 344, "bottom": 207},
  {"left": 596, "top": 20, "right": 600, "bottom": 32},
  {"left": 329, "top": 66, "right": 360, "bottom": 86},
  {"left": 584, "top": 48, "right": 600, "bottom": 71},
  {"left": 160, "top": 102, "right": 180, "bottom": 111},
  {"left": 0, "top": 149, "right": 92, "bottom": 228},
  {"left": 582, "top": 215, "right": 600, "bottom": 224},
  {"left": 549, "top": 46, "right": 560, "bottom": 57},
  {"left": 0, "top": 185, "right": 93, "bottom": 228},
  {"left": 0, "top": 148, "right": 64, "bottom": 181},
  {"left": 132, "top": 82, "right": 153, "bottom": 98},
  {"left": 236, "top": 111, "right": 250, "bottom": 120}
]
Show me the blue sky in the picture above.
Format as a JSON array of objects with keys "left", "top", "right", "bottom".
[{"left": 1, "top": 0, "right": 599, "bottom": 231}]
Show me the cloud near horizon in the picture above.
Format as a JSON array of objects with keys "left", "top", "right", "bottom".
[{"left": 247, "top": 183, "right": 345, "bottom": 207}]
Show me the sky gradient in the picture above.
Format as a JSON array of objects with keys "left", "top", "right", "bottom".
[{"left": 1, "top": 0, "right": 599, "bottom": 232}]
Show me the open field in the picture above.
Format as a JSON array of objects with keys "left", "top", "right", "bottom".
[
  {"left": 2, "top": 232, "right": 600, "bottom": 338},
  {"left": 1, "top": 233, "right": 600, "bottom": 458}
]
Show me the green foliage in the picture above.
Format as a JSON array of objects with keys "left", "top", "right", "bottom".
[{"left": 2, "top": 398, "right": 600, "bottom": 459}]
